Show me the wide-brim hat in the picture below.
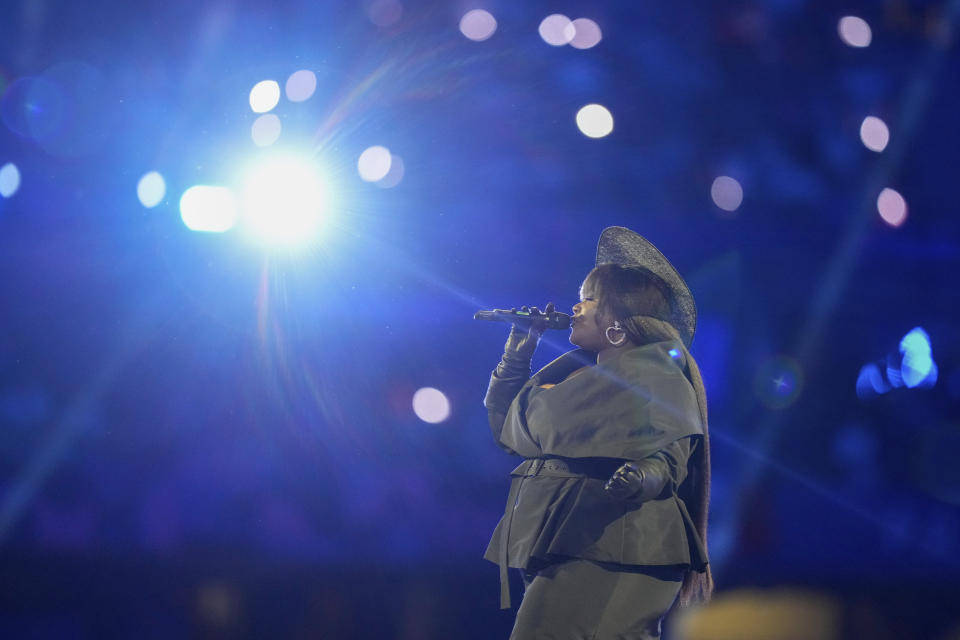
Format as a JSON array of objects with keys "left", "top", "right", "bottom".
[{"left": 595, "top": 226, "right": 697, "bottom": 347}]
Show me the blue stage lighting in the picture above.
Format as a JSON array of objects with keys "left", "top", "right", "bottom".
[
  {"left": 179, "top": 185, "right": 238, "bottom": 233},
  {"left": 900, "top": 327, "right": 937, "bottom": 388},
  {"left": 238, "top": 154, "right": 332, "bottom": 247}
]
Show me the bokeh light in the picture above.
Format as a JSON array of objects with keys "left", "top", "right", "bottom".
[
  {"left": 136, "top": 171, "right": 166, "bottom": 208},
  {"left": 249, "top": 80, "right": 280, "bottom": 113},
  {"left": 575, "top": 104, "right": 613, "bottom": 138},
  {"left": 569, "top": 18, "right": 602, "bottom": 49},
  {"left": 285, "top": 70, "right": 317, "bottom": 102},
  {"left": 376, "top": 154, "right": 405, "bottom": 188},
  {"left": 900, "top": 327, "right": 937, "bottom": 388},
  {"left": 856, "top": 363, "right": 891, "bottom": 399},
  {"left": 838, "top": 16, "right": 872, "bottom": 48},
  {"left": 753, "top": 356, "right": 804, "bottom": 409},
  {"left": 179, "top": 185, "right": 238, "bottom": 233},
  {"left": 251, "top": 114, "right": 282, "bottom": 147},
  {"left": 239, "top": 154, "right": 331, "bottom": 246},
  {"left": 860, "top": 116, "right": 889, "bottom": 152},
  {"left": 539, "top": 14, "right": 574, "bottom": 46},
  {"left": 711, "top": 176, "right": 744, "bottom": 212},
  {"left": 412, "top": 387, "right": 451, "bottom": 424},
  {"left": 459, "top": 9, "right": 497, "bottom": 42},
  {"left": 358, "top": 145, "right": 393, "bottom": 182},
  {"left": 0, "top": 162, "right": 21, "bottom": 198},
  {"left": 364, "top": 0, "right": 403, "bottom": 27},
  {"left": 877, "top": 187, "right": 907, "bottom": 227}
]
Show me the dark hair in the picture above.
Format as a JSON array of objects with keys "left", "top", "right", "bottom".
[{"left": 584, "top": 263, "right": 714, "bottom": 606}]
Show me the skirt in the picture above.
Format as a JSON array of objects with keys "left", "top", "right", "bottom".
[{"left": 510, "top": 558, "right": 684, "bottom": 640}]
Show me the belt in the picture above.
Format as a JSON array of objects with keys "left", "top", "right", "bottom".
[{"left": 512, "top": 457, "right": 622, "bottom": 479}]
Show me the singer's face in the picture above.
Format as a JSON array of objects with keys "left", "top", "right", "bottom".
[{"left": 570, "top": 282, "right": 607, "bottom": 352}]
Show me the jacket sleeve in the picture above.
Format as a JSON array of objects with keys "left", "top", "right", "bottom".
[{"left": 483, "top": 361, "right": 530, "bottom": 454}]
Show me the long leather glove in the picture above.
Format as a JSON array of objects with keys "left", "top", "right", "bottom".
[
  {"left": 604, "top": 439, "right": 692, "bottom": 502},
  {"left": 493, "top": 303, "right": 554, "bottom": 379}
]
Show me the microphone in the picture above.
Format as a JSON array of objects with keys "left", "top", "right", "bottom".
[{"left": 473, "top": 309, "right": 571, "bottom": 330}]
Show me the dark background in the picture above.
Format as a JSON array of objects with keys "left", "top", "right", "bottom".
[{"left": 1, "top": 0, "right": 959, "bottom": 637}]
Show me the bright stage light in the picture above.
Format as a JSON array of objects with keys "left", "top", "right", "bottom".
[
  {"left": 576, "top": 104, "right": 613, "bottom": 138},
  {"left": 539, "top": 14, "right": 574, "bottom": 46},
  {"left": 180, "top": 185, "right": 238, "bottom": 232},
  {"left": 0, "top": 162, "right": 21, "bottom": 198},
  {"left": 249, "top": 80, "right": 280, "bottom": 113},
  {"left": 569, "top": 18, "right": 602, "bottom": 49},
  {"left": 877, "top": 187, "right": 907, "bottom": 227},
  {"left": 137, "top": 171, "right": 166, "bottom": 208},
  {"left": 711, "top": 176, "right": 743, "bottom": 213},
  {"left": 285, "top": 70, "right": 317, "bottom": 102},
  {"left": 358, "top": 145, "right": 392, "bottom": 182},
  {"left": 239, "top": 154, "right": 332, "bottom": 247},
  {"left": 838, "top": 16, "right": 872, "bottom": 48},
  {"left": 860, "top": 116, "right": 889, "bottom": 152},
  {"left": 412, "top": 387, "right": 451, "bottom": 424},
  {"left": 460, "top": 9, "right": 497, "bottom": 42}
]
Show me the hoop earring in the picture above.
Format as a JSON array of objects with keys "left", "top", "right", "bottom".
[{"left": 605, "top": 321, "right": 626, "bottom": 347}]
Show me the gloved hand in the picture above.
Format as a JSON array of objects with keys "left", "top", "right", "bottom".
[
  {"left": 495, "top": 302, "right": 555, "bottom": 378},
  {"left": 604, "top": 461, "right": 645, "bottom": 500}
]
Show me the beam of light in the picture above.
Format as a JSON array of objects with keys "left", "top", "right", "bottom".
[
  {"left": 412, "top": 387, "right": 451, "bottom": 424},
  {"left": 249, "top": 80, "right": 280, "bottom": 113},
  {"left": 0, "top": 162, "right": 21, "bottom": 197},
  {"left": 713, "top": 0, "right": 960, "bottom": 575},
  {"left": 838, "top": 16, "right": 872, "bottom": 48},
  {"left": 460, "top": 9, "right": 497, "bottom": 42},
  {"left": 179, "top": 185, "right": 238, "bottom": 232},
  {"left": 239, "top": 153, "right": 332, "bottom": 247},
  {"left": 0, "top": 298, "right": 165, "bottom": 543},
  {"left": 137, "top": 171, "right": 166, "bottom": 208},
  {"left": 576, "top": 104, "right": 613, "bottom": 138}
]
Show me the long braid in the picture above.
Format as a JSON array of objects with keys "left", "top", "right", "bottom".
[{"left": 624, "top": 315, "right": 714, "bottom": 606}]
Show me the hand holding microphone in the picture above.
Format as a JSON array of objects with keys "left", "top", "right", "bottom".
[{"left": 482, "top": 302, "right": 557, "bottom": 376}]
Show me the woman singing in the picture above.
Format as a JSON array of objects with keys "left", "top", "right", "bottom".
[{"left": 483, "top": 227, "right": 712, "bottom": 640}]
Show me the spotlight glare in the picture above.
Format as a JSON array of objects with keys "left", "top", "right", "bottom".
[
  {"left": 412, "top": 387, "right": 451, "bottom": 424},
  {"left": 137, "top": 171, "right": 166, "bottom": 208},
  {"left": 239, "top": 154, "right": 331, "bottom": 247},
  {"left": 569, "top": 18, "right": 602, "bottom": 49},
  {"left": 838, "top": 16, "right": 872, "bottom": 48},
  {"left": 285, "top": 70, "right": 317, "bottom": 102},
  {"left": 575, "top": 104, "right": 613, "bottom": 138},
  {"left": 860, "top": 116, "right": 889, "bottom": 152},
  {"left": 460, "top": 9, "right": 497, "bottom": 42},
  {"left": 877, "top": 187, "right": 907, "bottom": 227},
  {"left": 358, "top": 145, "right": 392, "bottom": 182},
  {"left": 180, "top": 185, "right": 238, "bottom": 233},
  {"left": 249, "top": 80, "right": 280, "bottom": 113},
  {"left": 0, "top": 162, "right": 21, "bottom": 198},
  {"left": 539, "top": 14, "right": 574, "bottom": 46}
]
